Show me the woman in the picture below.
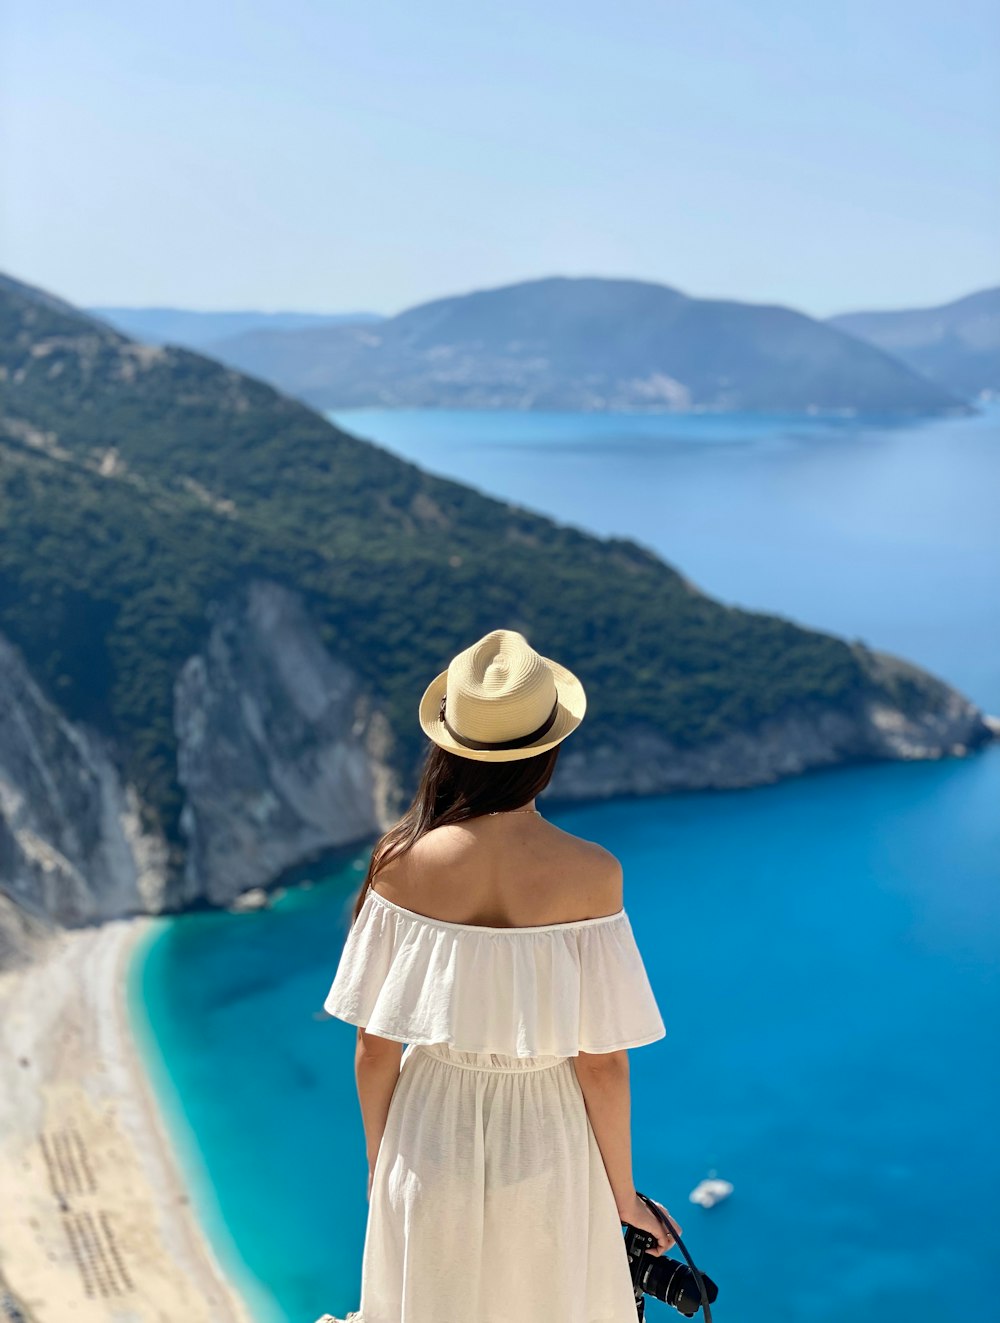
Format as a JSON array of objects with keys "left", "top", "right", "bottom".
[{"left": 321, "top": 628, "right": 681, "bottom": 1323}]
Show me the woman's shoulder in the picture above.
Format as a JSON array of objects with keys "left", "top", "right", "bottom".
[
  {"left": 536, "top": 830, "right": 623, "bottom": 915},
  {"left": 377, "top": 823, "right": 623, "bottom": 926}
]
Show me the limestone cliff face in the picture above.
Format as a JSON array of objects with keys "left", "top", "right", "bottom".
[
  {"left": 0, "top": 633, "right": 170, "bottom": 935},
  {"left": 174, "top": 579, "right": 401, "bottom": 907},
  {"left": 0, "top": 578, "right": 401, "bottom": 955}
]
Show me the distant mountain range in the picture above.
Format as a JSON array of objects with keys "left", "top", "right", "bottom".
[
  {"left": 95, "top": 277, "right": 971, "bottom": 416},
  {"left": 1, "top": 268, "right": 992, "bottom": 953},
  {"left": 828, "top": 288, "right": 999, "bottom": 400},
  {"left": 87, "top": 306, "right": 382, "bottom": 350}
]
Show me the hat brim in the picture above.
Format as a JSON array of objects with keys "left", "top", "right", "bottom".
[{"left": 418, "top": 656, "right": 586, "bottom": 763}]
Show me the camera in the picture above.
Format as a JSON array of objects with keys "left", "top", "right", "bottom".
[{"left": 621, "top": 1221, "right": 719, "bottom": 1319}]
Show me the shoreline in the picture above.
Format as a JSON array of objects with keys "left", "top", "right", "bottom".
[{"left": 0, "top": 918, "right": 254, "bottom": 1323}]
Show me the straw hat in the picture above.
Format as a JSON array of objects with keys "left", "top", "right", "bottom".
[{"left": 418, "top": 629, "right": 586, "bottom": 762}]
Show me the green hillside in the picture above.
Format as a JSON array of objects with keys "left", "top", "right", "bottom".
[{"left": 0, "top": 273, "right": 962, "bottom": 846}]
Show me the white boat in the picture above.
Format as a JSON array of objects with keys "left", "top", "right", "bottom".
[{"left": 689, "top": 1175, "right": 734, "bottom": 1208}]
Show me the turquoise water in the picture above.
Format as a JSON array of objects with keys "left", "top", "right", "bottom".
[{"left": 132, "top": 408, "right": 1000, "bottom": 1323}]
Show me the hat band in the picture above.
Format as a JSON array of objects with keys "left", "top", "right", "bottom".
[{"left": 439, "top": 693, "right": 559, "bottom": 751}]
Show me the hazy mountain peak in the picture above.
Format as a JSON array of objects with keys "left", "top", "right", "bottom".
[{"left": 200, "top": 274, "right": 963, "bottom": 415}]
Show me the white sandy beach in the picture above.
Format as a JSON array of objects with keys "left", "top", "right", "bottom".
[{"left": 0, "top": 918, "right": 254, "bottom": 1323}]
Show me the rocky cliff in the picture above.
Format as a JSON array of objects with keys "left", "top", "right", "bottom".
[
  {"left": 0, "top": 631, "right": 169, "bottom": 934},
  {"left": 174, "top": 579, "right": 401, "bottom": 908},
  {"left": 1, "top": 573, "right": 994, "bottom": 964},
  {"left": 0, "top": 580, "right": 404, "bottom": 958}
]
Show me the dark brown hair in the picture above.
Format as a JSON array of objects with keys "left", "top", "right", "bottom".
[{"left": 351, "top": 741, "right": 561, "bottom": 923}]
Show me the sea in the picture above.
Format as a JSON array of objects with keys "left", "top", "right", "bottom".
[{"left": 129, "top": 404, "right": 1000, "bottom": 1323}]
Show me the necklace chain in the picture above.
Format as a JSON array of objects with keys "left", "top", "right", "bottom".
[{"left": 487, "top": 807, "right": 541, "bottom": 816}]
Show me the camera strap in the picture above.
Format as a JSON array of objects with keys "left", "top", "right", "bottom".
[{"left": 634, "top": 1189, "right": 714, "bottom": 1323}]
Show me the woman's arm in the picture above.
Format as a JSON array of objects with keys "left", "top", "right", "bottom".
[
  {"left": 572, "top": 1048, "right": 636, "bottom": 1214},
  {"left": 355, "top": 1027, "right": 403, "bottom": 1189},
  {"left": 572, "top": 1048, "right": 681, "bottom": 1254}
]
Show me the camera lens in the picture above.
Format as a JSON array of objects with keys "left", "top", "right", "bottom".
[{"left": 639, "top": 1255, "right": 719, "bottom": 1318}]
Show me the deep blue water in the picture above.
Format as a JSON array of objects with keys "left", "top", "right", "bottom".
[
  {"left": 331, "top": 406, "right": 1000, "bottom": 712},
  {"left": 131, "top": 407, "right": 1000, "bottom": 1323}
]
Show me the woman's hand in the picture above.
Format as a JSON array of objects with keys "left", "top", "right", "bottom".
[{"left": 618, "top": 1192, "right": 682, "bottom": 1257}]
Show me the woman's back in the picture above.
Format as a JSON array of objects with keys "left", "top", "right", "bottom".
[
  {"left": 323, "top": 809, "right": 667, "bottom": 1323},
  {"left": 370, "top": 813, "right": 623, "bottom": 930}
]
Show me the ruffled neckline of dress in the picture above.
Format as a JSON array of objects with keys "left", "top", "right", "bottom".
[{"left": 324, "top": 884, "right": 667, "bottom": 1058}]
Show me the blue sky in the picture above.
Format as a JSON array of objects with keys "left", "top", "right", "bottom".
[{"left": 2, "top": 0, "right": 998, "bottom": 317}]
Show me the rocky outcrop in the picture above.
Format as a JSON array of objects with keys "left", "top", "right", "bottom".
[
  {"left": 173, "top": 579, "right": 401, "bottom": 907},
  {"left": 0, "top": 633, "right": 170, "bottom": 933},
  {"left": 552, "top": 657, "right": 991, "bottom": 797}
]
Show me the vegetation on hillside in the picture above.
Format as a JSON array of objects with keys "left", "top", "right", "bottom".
[{"left": 0, "top": 276, "right": 928, "bottom": 844}]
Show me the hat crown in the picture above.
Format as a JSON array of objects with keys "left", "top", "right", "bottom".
[{"left": 445, "top": 630, "right": 557, "bottom": 744}]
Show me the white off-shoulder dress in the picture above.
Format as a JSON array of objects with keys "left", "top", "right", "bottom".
[{"left": 321, "top": 884, "right": 666, "bottom": 1323}]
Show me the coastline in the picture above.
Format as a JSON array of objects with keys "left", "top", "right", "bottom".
[{"left": 0, "top": 918, "right": 254, "bottom": 1323}]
